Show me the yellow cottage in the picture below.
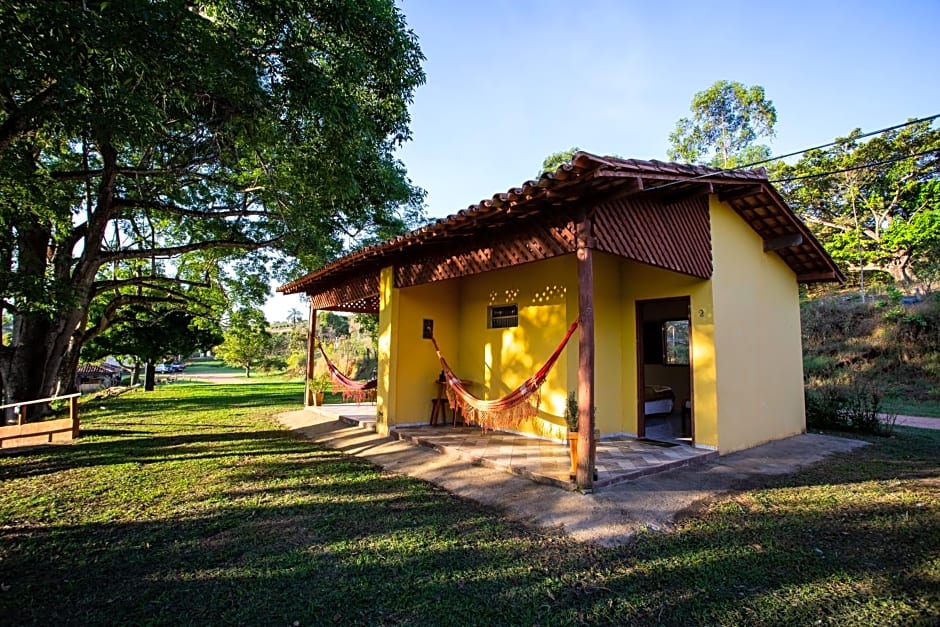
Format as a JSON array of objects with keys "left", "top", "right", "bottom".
[{"left": 279, "top": 153, "right": 843, "bottom": 489}]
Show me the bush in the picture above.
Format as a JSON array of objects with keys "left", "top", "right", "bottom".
[{"left": 805, "top": 382, "right": 895, "bottom": 436}]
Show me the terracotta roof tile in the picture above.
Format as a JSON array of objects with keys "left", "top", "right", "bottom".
[{"left": 278, "top": 152, "right": 842, "bottom": 296}]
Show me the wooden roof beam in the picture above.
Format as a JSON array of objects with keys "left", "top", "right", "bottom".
[
  {"left": 764, "top": 233, "right": 804, "bottom": 252},
  {"left": 719, "top": 184, "right": 767, "bottom": 203}
]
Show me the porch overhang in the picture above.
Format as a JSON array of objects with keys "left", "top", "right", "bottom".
[{"left": 278, "top": 152, "right": 844, "bottom": 304}]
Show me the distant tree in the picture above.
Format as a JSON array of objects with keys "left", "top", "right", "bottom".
[
  {"left": 216, "top": 308, "right": 271, "bottom": 377},
  {"left": 775, "top": 121, "right": 940, "bottom": 286},
  {"left": 82, "top": 306, "right": 222, "bottom": 390},
  {"left": 286, "top": 308, "right": 304, "bottom": 326},
  {"left": 668, "top": 80, "right": 777, "bottom": 168},
  {"left": 317, "top": 312, "right": 350, "bottom": 341}
]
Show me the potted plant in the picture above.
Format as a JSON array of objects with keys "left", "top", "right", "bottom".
[
  {"left": 564, "top": 391, "right": 599, "bottom": 482},
  {"left": 564, "top": 391, "right": 580, "bottom": 480},
  {"left": 308, "top": 374, "right": 332, "bottom": 406}
]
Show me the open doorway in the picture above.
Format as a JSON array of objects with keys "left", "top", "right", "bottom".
[{"left": 636, "top": 297, "right": 693, "bottom": 445}]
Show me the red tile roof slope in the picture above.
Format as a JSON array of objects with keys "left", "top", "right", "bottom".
[{"left": 279, "top": 152, "right": 842, "bottom": 295}]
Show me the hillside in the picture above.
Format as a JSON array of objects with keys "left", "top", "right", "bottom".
[{"left": 801, "top": 289, "right": 940, "bottom": 418}]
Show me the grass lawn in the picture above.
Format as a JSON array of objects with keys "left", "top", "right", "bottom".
[
  {"left": 882, "top": 397, "right": 940, "bottom": 419},
  {"left": 1, "top": 382, "right": 937, "bottom": 625},
  {"left": 182, "top": 359, "right": 246, "bottom": 375}
]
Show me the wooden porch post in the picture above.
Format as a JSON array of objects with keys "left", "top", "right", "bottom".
[
  {"left": 305, "top": 303, "right": 318, "bottom": 406},
  {"left": 576, "top": 212, "right": 596, "bottom": 490}
]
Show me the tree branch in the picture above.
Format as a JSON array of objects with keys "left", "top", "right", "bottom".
[
  {"left": 803, "top": 214, "right": 851, "bottom": 232},
  {"left": 93, "top": 275, "right": 211, "bottom": 297},
  {"left": 0, "top": 81, "right": 58, "bottom": 152},
  {"left": 114, "top": 198, "right": 267, "bottom": 219},
  {"left": 99, "top": 235, "right": 282, "bottom": 262},
  {"left": 81, "top": 295, "right": 189, "bottom": 344}
]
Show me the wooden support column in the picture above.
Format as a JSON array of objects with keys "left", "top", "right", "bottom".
[
  {"left": 305, "top": 302, "right": 318, "bottom": 406},
  {"left": 576, "top": 212, "right": 596, "bottom": 490}
]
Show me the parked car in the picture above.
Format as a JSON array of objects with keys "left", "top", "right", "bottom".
[
  {"left": 154, "top": 363, "right": 170, "bottom": 374},
  {"left": 169, "top": 363, "right": 186, "bottom": 372}
]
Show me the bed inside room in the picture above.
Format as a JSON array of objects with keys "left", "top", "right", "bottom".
[{"left": 639, "top": 298, "right": 692, "bottom": 443}]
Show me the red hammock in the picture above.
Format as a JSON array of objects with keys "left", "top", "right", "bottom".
[
  {"left": 317, "top": 341, "right": 377, "bottom": 403},
  {"left": 430, "top": 320, "right": 579, "bottom": 431}
]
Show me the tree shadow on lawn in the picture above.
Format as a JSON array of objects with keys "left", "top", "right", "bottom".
[
  {"left": 0, "top": 429, "right": 316, "bottom": 481},
  {"left": 1, "top": 464, "right": 936, "bottom": 625}
]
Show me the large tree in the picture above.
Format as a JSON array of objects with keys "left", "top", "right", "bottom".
[
  {"left": 773, "top": 120, "right": 940, "bottom": 285},
  {"left": 0, "top": 1, "right": 425, "bottom": 409},
  {"left": 668, "top": 80, "right": 777, "bottom": 168},
  {"left": 82, "top": 306, "right": 223, "bottom": 390}
]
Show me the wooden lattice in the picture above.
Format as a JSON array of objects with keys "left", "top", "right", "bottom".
[
  {"left": 309, "top": 272, "right": 380, "bottom": 312},
  {"left": 592, "top": 195, "right": 712, "bottom": 279},
  {"left": 395, "top": 221, "right": 575, "bottom": 288}
]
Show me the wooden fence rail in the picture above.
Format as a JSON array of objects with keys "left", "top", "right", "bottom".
[{"left": 0, "top": 393, "right": 81, "bottom": 448}]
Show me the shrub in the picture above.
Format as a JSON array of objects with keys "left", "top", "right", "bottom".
[{"left": 805, "top": 381, "right": 895, "bottom": 436}]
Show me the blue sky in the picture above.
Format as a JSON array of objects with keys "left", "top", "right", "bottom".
[{"left": 268, "top": 0, "right": 940, "bottom": 320}]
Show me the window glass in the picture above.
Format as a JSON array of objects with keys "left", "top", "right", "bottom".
[
  {"left": 489, "top": 304, "right": 518, "bottom": 329},
  {"left": 663, "top": 319, "right": 690, "bottom": 365}
]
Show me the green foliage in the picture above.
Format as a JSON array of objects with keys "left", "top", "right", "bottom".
[
  {"left": 539, "top": 147, "right": 580, "bottom": 176},
  {"left": 0, "top": 0, "right": 426, "bottom": 400},
  {"left": 668, "top": 80, "right": 776, "bottom": 168},
  {"left": 564, "top": 391, "right": 579, "bottom": 431},
  {"left": 802, "top": 293, "right": 940, "bottom": 417},
  {"left": 775, "top": 121, "right": 940, "bottom": 284},
  {"left": 82, "top": 306, "right": 222, "bottom": 365},
  {"left": 215, "top": 307, "right": 270, "bottom": 376},
  {"left": 805, "top": 383, "right": 892, "bottom": 435}
]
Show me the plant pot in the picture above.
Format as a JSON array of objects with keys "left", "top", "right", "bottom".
[
  {"left": 567, "top": 429, "right": 600, "bottom": 481},
  {"left": 567, "top": 432, "right": 579, "bottom": 480},
  {"left": 312, "top": 391, "right": 325, "bottom": 406}
]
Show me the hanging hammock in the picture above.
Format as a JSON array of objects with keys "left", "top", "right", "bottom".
[
  {"left": 430, "top": 320, "right": 579, "bottom": 432},
  {"left": 316, "top": 341, "right": 377, "bottom": 403}
]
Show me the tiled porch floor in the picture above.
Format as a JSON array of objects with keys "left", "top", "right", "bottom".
[{"left": 309, "top": 404, "right": 717, "bottom": 491}]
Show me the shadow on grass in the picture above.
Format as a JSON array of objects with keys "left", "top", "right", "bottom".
[
  {"left": 1, "top": 457, "right": 936, "bottom": 625},
  {"left": 0, "top": 382, "right": 936, "bottom": 624}
]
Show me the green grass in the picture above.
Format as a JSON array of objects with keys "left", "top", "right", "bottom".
[
  {"left": 182, "top": 359, "right": 245, "bottom": 375},
  {"left": 1, "top": 382, "right": 938, "bottom": 625},
  {"left": 881, "top": 396, "right": 940, "bottom": 418}
]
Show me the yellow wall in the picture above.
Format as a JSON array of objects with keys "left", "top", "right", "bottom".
[
  {"left": 710, "top": 197, "right": 806, "bottom": 452},
  {"left": 376, "top": 267, "right": 397, "bottom": 435},
  {"left": 378, "top": 269, "right": 459, "bottom": 431},
  {"left": 618, "top": 258, "right": 717, "bottom": 447},
  {"left": 377, "top": 196, "right": 805, "bottom": 453},
  {"left": 455, "top": 255, "right": 575, "bottom": 439}
]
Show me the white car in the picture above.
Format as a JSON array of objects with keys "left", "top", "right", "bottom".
[{"left": 154, "top": 363, "right": 170, "bottom": 373}]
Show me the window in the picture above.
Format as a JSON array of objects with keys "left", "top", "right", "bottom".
[
  {"left": 643, "top": 318, "right": 690, "bottom": 365},
  {"left": 488, "top": 304, "right": 518, "bottom": 329},
  {"left": 663, "top": 319, "right": 690, "bottom": 365}
]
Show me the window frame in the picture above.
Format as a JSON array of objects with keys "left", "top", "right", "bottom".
[{"left": 488, "top": 304, "right": 519, "bottom": 329}]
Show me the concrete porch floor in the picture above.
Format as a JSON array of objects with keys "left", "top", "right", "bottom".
[{"left": 304, "top": 403, "right": 715, "bottom": 490}]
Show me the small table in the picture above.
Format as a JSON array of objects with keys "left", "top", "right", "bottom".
[{"left": 429, "top": 379, "right": 471, "bottom": 426}]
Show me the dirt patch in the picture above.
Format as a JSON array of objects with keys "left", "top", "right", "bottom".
[{"left": 276, "top": 409, "right": 868, "bottom": 546}]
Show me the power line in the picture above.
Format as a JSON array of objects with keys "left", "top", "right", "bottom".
[
  {"left": 643, "top": 112, "right": 940, "bottom": 192},
  {"left": 769, "top": 148, "right": 939, "bottom": 184}
]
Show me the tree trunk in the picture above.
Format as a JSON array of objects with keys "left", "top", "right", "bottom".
[
  {"left": 144, "top": 361, "right": 156, "bottom": 391},
  {"left": 131, "top": 362, "right": 140, "bottom": 386},
  {"left": 245, "top": 365, "right": 251, "bottom": 378}
]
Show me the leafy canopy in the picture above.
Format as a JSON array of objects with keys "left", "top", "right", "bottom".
[
  {"left": 773, "top": 120, "right": 940, "bottom": 285},
  {"left": 0, "top": 0, "right": 426, "bottom": 400},
  {"left": 668, "top": 80, "right": 777, "bottom": 168}
]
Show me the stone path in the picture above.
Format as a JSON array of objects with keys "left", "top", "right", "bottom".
[{"left": 277, "top": 406, "right": 869, "bottom": 546}]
